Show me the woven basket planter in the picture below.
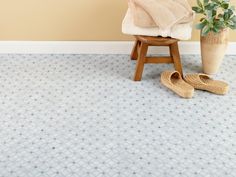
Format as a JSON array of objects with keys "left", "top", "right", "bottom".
[{"left": 200, "top": 29, "right": 229, "bottom": 75}]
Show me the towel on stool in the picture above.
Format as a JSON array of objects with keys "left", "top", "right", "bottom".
[
  {"left": 128, "top": 0, "right": 194, "bottom": 30},
  {"left": 122, "top": 8, "right": 193, "bottom": 40}
]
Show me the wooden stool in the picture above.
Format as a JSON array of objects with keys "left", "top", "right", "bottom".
[{"left": 131, "top": 35, "right": 183, "bottom": 81}]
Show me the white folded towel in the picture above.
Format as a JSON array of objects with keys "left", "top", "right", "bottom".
[
  {"left": 128, "top": 0, "right": 194, "bottom": 30},
  {"left": 122, "top": 8, "right": 193, "bottom": 40}
]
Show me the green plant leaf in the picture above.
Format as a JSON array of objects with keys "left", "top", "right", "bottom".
[
  {"left": 201, "top": 25, "right": 211, "bottom": 36},
  {"left": 212, "top": 26, "right": 220, "bottom": 33},
  {"left": 206, "top": 10, "right": 214, "bottom": 20},
  {"left": 221, "top": 3, "right": 229, "bottom": 9},
  {"left": 211, "top": 0, "right": 221, "bottom": 4},
  {"left": 196, "top": 20, "right": 208, "bottom": 29},
  {"left": 214, "top": 19, "right": 225, "bottom": 30},
  {"left": 229, "top": 24, "right": 236, "bottom": 29},
  {"left": 231, "top": 15, "right": 236, "bottom": 22},
  {"left": 200, "top": 17, "right": 205, "bottom": 22},
  {"left": 192, "top": 6, "right": 204, "bottom": 13},
  {"left": 218, "top": 14, "right": 224, "bottom": 18},
  {"left": 227, "top": 20, "right": 235, "bottom": 26},
  {"left": 205, "top": 2, "right": 218, "bottom": 10},
  {"left": 203, "top": 0, "right": 209, "bottom": 6},
  {"left": 197, "top": 0, "right": 204, "bottom": 8},
  {"left": 193, "top": 0, "right": 236, "bottom": 32},
  {"left": 212, "top": 10, "right": 217, "bottom": 17},
  {"left": 224, "top": 13, "right": 230, "bottom": 20},
  {"left": 227, "top": 9, "right": 234, "bottom": 17}
]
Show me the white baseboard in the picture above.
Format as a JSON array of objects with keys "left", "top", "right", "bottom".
[{"left": 0, "top": 41, "right": 235, "bottom": 55}]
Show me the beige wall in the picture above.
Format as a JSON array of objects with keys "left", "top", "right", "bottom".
[{"left": 0, "top": 0, "right": 235, "bottom": 41}]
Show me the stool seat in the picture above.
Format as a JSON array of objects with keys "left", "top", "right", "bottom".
[
  {"left": 135, "top": 35, "right": 178, "bottom": 45},
  {"left": 131, "top": 35, "right": 183, "bottom": 81}
]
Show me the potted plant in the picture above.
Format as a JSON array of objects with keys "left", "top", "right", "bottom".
[{"left": 192, "top": 0, "right": 236, "bottom": 74}]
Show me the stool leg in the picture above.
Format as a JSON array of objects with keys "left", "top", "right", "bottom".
[
  {"left": 131, "top": 40, "right": 140, "bottom": 60},
  {"left": 134, "top": 42, "right": 148, "bottom": 81},
  {"left": 170, "top": 42, "right": 183, "bottom": 76}
]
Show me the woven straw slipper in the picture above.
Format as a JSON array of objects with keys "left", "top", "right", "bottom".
[
  {"left": 184, "top": 73, "right": 229, "bottom": 95},
  {"left": 161, "top": 71, "right": 194, "bottom": 98}
]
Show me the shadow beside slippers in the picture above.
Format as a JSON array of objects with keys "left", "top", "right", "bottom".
[{"left": 161, "top": 71, "right": 229, "bottom": 99}]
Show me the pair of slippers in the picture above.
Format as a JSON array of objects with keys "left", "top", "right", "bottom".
[{"left": 161, "top": 71, "right": 229, "bottom": 98}]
